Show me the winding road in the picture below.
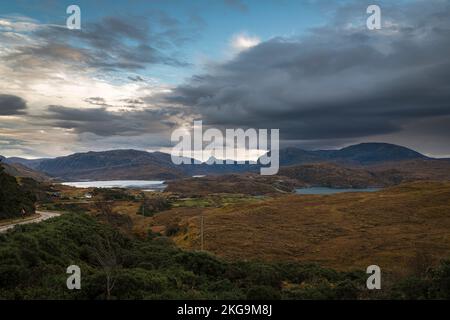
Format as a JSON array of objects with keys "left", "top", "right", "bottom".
[{"left": 0, "top": 211, "right": 61, "bottom": 233}]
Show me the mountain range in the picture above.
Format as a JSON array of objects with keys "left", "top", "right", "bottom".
[
  {"left": 0, "top": 143, "right": 445, "bottom": 182},
  {"left": 278, "top": 143, "right": 429, "bottom": 166}
]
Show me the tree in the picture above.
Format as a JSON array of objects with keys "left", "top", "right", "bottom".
[
  {"left": 137, "top": 195, "right": 171, "bottom": 217},
  {"left": 0, "top": 164, "right": 35, "bottom": 219},
  {"left": 89, "top": 233, "right": 121, "bottom": 300}
]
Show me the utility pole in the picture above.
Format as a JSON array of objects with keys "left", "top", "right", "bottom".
[
  {"left": 142, "top": 194, "right": 146, "bottom": 216},
  {"left": 200, "top": 215, "right": 204, "bottom": 251}
]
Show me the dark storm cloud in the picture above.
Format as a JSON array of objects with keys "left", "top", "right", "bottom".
[
  {"left": 8, "top": 13, "right": 197, "bottom": 72},
  {"left": 44, "top": 105, "right": 180, "bottom": 137},
  {"left": 46, "top": 105, "right": 118, "bottom": 122},
  {"left": 0, "top": 94, "right": 27, "bottom": 116},
  {"left": 167, "top": 1, "right": 450, "bottom": 144}
]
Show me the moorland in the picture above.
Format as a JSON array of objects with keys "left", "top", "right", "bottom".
[{"left": 2, "top": 142, "right": 450, "bottom": 299}]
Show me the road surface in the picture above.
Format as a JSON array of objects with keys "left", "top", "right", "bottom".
[{"left": 0, "top": 211, "right": 61, "bottom": 233}]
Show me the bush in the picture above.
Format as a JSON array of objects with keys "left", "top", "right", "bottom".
[
  {"left": 166, "top": 224, "right": 180, "bottom": 236},
  {"left": 246, "top": 285, "right": 281, "bottom": 300},
  {"left": 0, "top": 164, "right": 36, "bottom": 219},
  {"left": 0, "top": 213, "right": 379, "bottom": 300},
  {"left": 137, "top": 196, "right": 171, "bottom": 216},
  {"left": 92, "top": 188, "right": 134, "bottom": 201}
]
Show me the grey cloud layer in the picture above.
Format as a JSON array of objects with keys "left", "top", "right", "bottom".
[
  {"left": 167, "top": 1, "right": 450, "bottom": 145},
  {"left": 2, "top": 0, "right": 450, "bottom": 158},
  {"left": 0, "top": 94, "right": 27, "bottom": 115},
  {"left": 44, "top": 105, "right": 180, "bottom": 137},
  {"left": 7, "top": 13, "right": 201, "bottom": 72},
  {"left": 0, "top": 10, "right": 201, "bottom": 157}
]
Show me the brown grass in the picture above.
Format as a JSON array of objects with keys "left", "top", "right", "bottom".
[
  {"left": 46, "top": 180, "right": 450, "bottom": 276},
  {"left": 168, "top": 181, "right": 450, "bottom": 276}
]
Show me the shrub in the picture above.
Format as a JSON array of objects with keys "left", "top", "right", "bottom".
[
  {"left": 137, "top": 196, "right": 171, "bottom": 216},
  {"left": 0, "top": 164, "right": 36, "bottom": 219},
  {"left": 246, "top": 285, "right": 281, "bottom": 300}
]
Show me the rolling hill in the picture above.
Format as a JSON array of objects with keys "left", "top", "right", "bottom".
[
  {"left": 3, "top": 150, "right": 258, "bottom": 181},
  {"left": 278, "top": 159, "right": 450, "bottom": 188},
  {"left": 167, "top": 181, "right": 450, "bottom": 274},
  {"left": 1, "top": 162, "right": 50, "bottom": 182},
  {"left": 330, "top": 143, "right": 429, "bottom": 164},
  {"left": 278, "top": 163, "right": 385, "bottom": 188},
  {"left": 165, "top": 174, "right": 297, "bottom": 196},
  {"left": 279, "top": 143, "right": 429, "bottom": 166},
  {"left": 3, "top": 157, "right": 48, "bottom": 169},
  {"left": 2, "top": 142, "right": 442, "bottom": 182},
  {"left": 33, "top": 149, "right": 186, "bottom": 181}
]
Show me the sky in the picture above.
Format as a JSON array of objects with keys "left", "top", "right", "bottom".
[{"left": 0, "top": 0, "right": 449, "bottom": 159}]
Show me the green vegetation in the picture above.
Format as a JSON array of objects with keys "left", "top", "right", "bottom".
[
  {"left": 41, "top": 202, "right": 88, "bottom": 214},
  {"left": 172, "top": 194, "right": 264, "bottom": 208},
  {"left": 137, "top": 195, "right": 171, "bottom": 217},
  {"left": 1, "top": 200, "right": 450, "bottom": 299},
  {"left": 390, "top": 260, "right": 450, "bottom": 299},
  {"left": 0, "top": 213, "right": 371, "bottom": 300},
  {"left": 92, "top": 188, "right": 135, "bottom": 201},
  {"left": 0, "top": 164, "right": 36, "bottom": 220}
]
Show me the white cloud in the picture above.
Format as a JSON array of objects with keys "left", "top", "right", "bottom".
[
  {"left": 0, "top": 16, "right": 173, "bottom": 112},
  {"left": 0, "top": 15, "right": 178, "bottom": 158},
  {"left": 230, "top": 32, "right": 261, "bottom": 52}
]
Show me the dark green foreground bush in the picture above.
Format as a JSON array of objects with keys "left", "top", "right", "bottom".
[
  {"left": 0, "top": 165, "right": 35, "bottom": 219},
  {"left": 0, "top": 213, "right": 368, "bottom": 300},
  {"left": 1, "top": 213, "right": 448, "bottom": 300}
]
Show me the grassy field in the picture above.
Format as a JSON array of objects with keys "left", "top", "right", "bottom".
[
  {"left": 7, "top": 179, "right": 450, "bottom": 299},
  {"left": 39, "top": 180, "right": 450, "bottom": 278},
  {"left": 161, "top": 181, "right": 450, "bottom": 276}
]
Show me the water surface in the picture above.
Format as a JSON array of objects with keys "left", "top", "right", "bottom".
[{"left": 61, "top": 180, "right": 166, "bottom": 190}]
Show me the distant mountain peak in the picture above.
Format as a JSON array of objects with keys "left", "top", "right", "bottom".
[
  {"left": 340, "top": 142, "right": 417, "bottom": 150},
  {"left": 335, "top": 142, "right": 428, "bottom": 164},
  {"left": 3, "top": 142, "right": 432, "bottom": 181},
  {"left": 276, "top": 142, "right": 428, "bottom": 166}
]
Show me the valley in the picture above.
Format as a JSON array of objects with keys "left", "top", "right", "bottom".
[
  {"left": 25, "top": 172, "right": 450, "bottom": 277},
  {"left": 168, "top": 181, "right": 450, "bottom": 275},
  {"left": 2, "top": 142, "right": 450, "bottom": 299}
]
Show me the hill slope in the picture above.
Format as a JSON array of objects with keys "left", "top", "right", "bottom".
[
  {"left": 278, "top": 159, "right": 450, "bottom": 188},
  {"left": 1, "top": 162, "right": 50, "bottom": 182},
  {"left": 330, "top": 143, "right": 429, "bottom": 164},
  {"left": 279, "top": 143, "right": 429, "bottom": 167},
  {"left": 4, "top": 143, "right": 433, "bottom": 181},
  {"left": 278, "top": 163, "right": 384, "bottom": 188},
  {"left": 170, "top": 181, "right": 450, "bottom": 274},
  {"left": 34, "top": 150, "right": 186, "bottom": 181},
  {"left": 0, "top": 165, "right": 36, "bottom": 219}
]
